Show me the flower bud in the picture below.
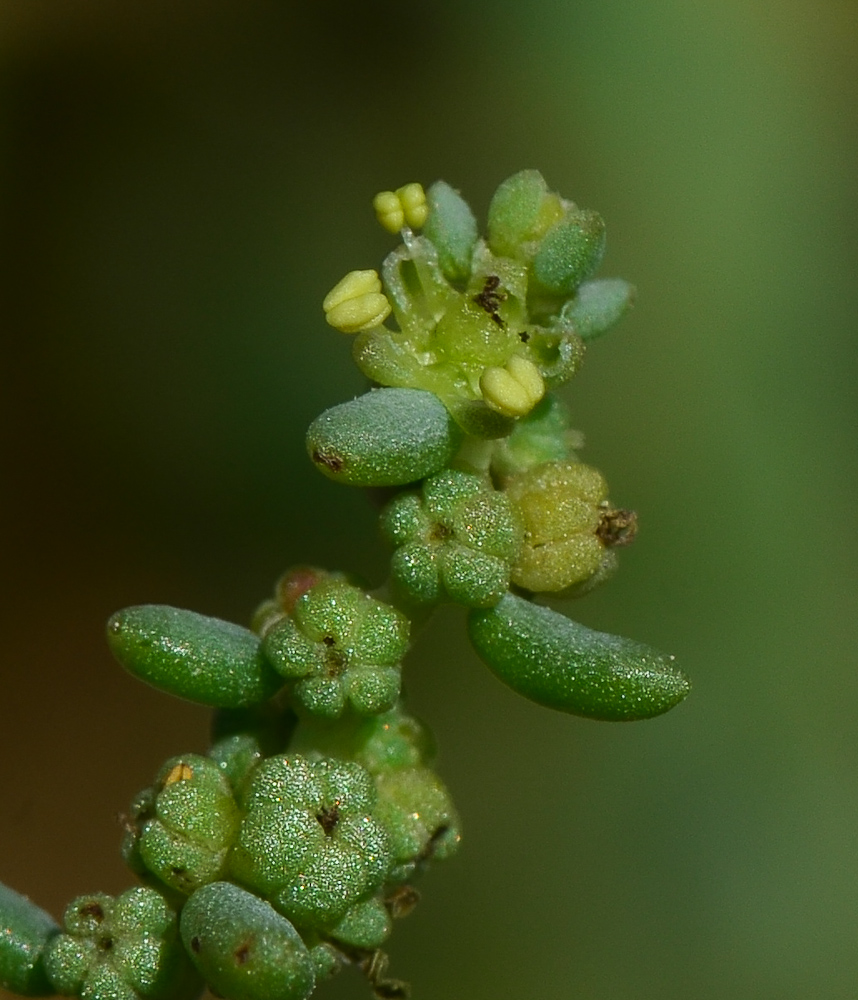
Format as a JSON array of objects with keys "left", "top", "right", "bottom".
[
  {"left": 487, "top": 169, "right": 564, "bottom": 259},
  {"left": 560, "top": 278, "right": 636, "bottom": 341},
  {"left": 531, "top": 209, "right": 606, "bottom": 297}
]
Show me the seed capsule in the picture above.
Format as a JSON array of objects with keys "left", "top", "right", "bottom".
[
  {"left": 106, "top": 606, "right": 283, "bottom": 709},
  {"left": 468, "top": 593, "right": 690, "bottom": 721}
]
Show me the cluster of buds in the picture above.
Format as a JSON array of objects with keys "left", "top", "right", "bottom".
[{"left": 0, "top": 173, "right": 687, "bottom": 1000}]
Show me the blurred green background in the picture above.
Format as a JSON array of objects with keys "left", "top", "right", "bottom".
[{"left": 2, "top": 2, "right": 857, "bottom": 998}]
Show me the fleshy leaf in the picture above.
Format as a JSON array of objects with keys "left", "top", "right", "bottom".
[
  {"left": 306, "top": 387, "right": 461, "bottom": 487},
  {"left": 467, "top": 593, "right": 689, "bottom": 721},
  {"left": 107, "top": 606, "right": 282, "bottom": 709},
  {"left": 180, "top": 883, "right": 315, "bottom": 1000}
]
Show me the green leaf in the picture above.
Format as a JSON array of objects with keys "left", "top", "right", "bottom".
[
  {"left": 180, "top": 883, "right": 315, "bottom": 1000},
  {"left": 467, "top": 593, "right": 690, "bottom": 721},
  {"left": 487, "top": 170, "right": 558, "bottom": 259},
  {"left": 306, "top": 387, "right": 461, "bottom": 487},
  {"left": 0, "top": 883, "right": 58, "bottom": 996},
  {"left": 531, "top": 210, "right": 606, "bottom": 297},
  {"left": 106, "top": 606, "right": 283, "bottom": 709},
  {"left": 423, "top": 180, "right": 478, "bottom": 283},
  {"left": 560, "top": 278, "right": 636, "bottom": 341}
]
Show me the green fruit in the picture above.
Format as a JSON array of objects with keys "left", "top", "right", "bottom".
[
  {"left": 0, "top": 883, "right": 58, "bottom": 996},
  {"left": 43, "top": 887, "right": 201, "bottom": 1000},
  {"left": 107, "top": 606, "right": 283, "bottom": 709},
  {"left": 380, "top": 469, "right": 522, "bottom": 608},
  {"left": 122, "top": 755, "right": 240, "bottom": 896},
  {"left": 306, "top": 387, "right": 462, "bottom": 487},
  {"left": 227, "top": 755, "right": 392, "bottom": 930},
  {"left": 180, "top": 883, "right": 315, "bottom": 1000},
  {"left": 260, "top": 579, "right": 409, "bottom": 719},
  {"left": 468, "top": 593, "right": 690, "bottom": 721}
]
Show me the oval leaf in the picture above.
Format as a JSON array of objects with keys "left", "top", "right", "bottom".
[
  {"left": 306, "top": 387, "right": 461, "bottom": 487},
  {"left": 106, "top": 605, "right": 282, "bottom": 708},
  {"left": 468, "top": 593, "right": 689, "bottom": 721},
  {"left": 180, "top": 883, "right": 315, "bottom": 1000},
  {"left": 0, "top": 883, "right": 58, "bottom": 996}
]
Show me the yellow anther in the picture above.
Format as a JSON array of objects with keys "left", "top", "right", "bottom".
[
  {"left": 373, "top": 183, "right": 427, "bottom": 233},
  {"left": 397, "top": 183, "right": 428, "bottom": 228},
  {"left": 164, "top": 762, "right": 193, "bottom": 785},
  {"left": 323, "top": 269, "right": 392, "bottom": 334},
  {"left": 480, "top": 356, "right": 545, "bottom": 418}
]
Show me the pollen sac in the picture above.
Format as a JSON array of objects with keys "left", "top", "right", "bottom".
[
  {"left": 373, "top": 183, "right": 428, "bottom": 234},
  {"left": 260, "top": 578, "right": 410, "bottom": 719},
  {"left": 0, "top": 883, "right": 59, "bottom": 996},
  {"left": 505, "top": 461, "right": 616, "bottom": 594},
  {"left": 226, "top": 755, "right": 393, "bottom": 931},
  {"left": 179, "top": 883, "right": 315, "bottom": 1000},
  {"left": 122, "top": 755, "right": 241, "bottom": 896},
  {"left": 43, "top": 888, "right": 201, "bottom": 1000},
  {"left": 106, "top": 606, "right": 283, "bottom": 709},
  {"left": 306, "top": 387, "right": 462, "bottom": 487},
  {"left": 468, "top": 593, "right": 690, "bottom": 721},
  {"left": 323, "top": 269, "right": 391, "bottom": 334},
  {"left": 380, "top": 469, "right": 523, "bottom": 608}
]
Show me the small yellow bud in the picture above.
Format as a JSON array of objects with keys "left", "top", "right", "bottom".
[
  {"left": 373, "top": 183, "right": 427, "bottom": 233},
  {"left": 323, "top": 269, "right": 392, "bottom": 334},
  {"left": 480, "top": 356, "right": 545, "bottom": 418}
]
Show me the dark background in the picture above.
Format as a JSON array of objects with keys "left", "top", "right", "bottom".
[{"left": 2, "top": 3, "right": 857, "bottom": 998}]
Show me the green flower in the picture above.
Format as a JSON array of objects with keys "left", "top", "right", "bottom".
[
  {"left": 374, "top": 767, "right": 461, "bottom": 884},
  {"left": 122, "top": 755, "right": 240, "bottom": 896},
  {"left": 289, "top": 707, "right": 460, "bottom": 884},
  {"left": 43, "top": 888, "right": 201, "bottom": 1000},
  {"left": 505, "top": 460, "right": 634, "bottom": 594},
  {"left": 380, "top": 470, "right": 522, "bottom": 608},
  {"left": 227, "top": 754, "right": 392, "bottom": 931},
  {"left": 343, "top": 171, "right": 620, "bottom": 438},
  {"left": 260, "top": 578, "right": 409, "bottom": 719}
]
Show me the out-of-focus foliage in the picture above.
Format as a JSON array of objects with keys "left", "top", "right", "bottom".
[{"left": 1, "top": 3, "right": 857, "bottom": 999}]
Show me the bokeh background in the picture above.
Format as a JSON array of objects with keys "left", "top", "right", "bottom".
[{"left": 2, "top": 2, "right": 857, "bottom": 998}]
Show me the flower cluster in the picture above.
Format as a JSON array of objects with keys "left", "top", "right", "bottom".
[{"left": 0, "top": 173, "right": 688, "bottom": 1000}]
